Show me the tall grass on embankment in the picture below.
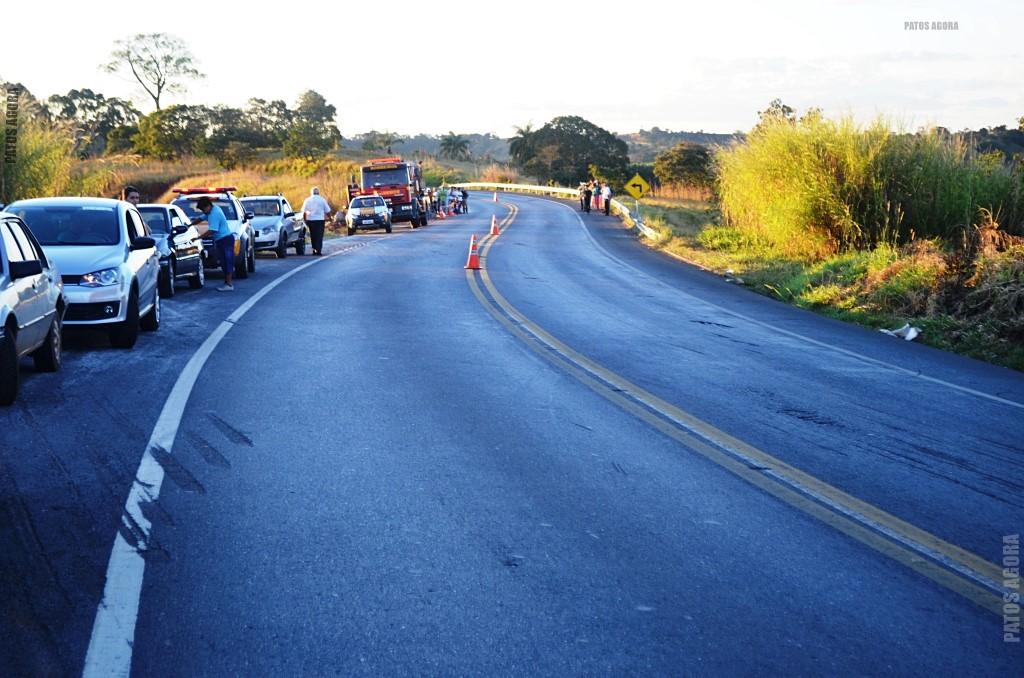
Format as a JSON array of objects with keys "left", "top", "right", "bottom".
[
  {"left": 716, "top": 115, "right": 1024, "bottom": 258},
  {"left": 0, "top": 121, "right": 114, "bottom": 201}
]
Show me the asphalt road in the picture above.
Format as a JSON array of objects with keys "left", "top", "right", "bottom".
[{"left": 2, "top": 194, "right": 1022, "bottom": 675}]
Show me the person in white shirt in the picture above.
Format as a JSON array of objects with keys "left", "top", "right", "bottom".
[
  {"left": 601, "top": 183, "right": 612, "bottom": 216},
  {"left": 301, "top": 187, "right": 332, "bottom": 255}
]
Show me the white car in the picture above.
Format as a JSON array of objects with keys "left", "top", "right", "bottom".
[
  {"left": 241, "top": 195, "right": 306, "bottom": 257},
  {"left": 7, "top": 197, "right": 161, "bottom": 349},
  {"left": 345, "top": 195, "right": 392, "bottom": 235},
  {"left": 0, "top": 211, "right": 66, "bottom": 405}
]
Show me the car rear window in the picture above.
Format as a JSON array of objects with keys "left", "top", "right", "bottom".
[
  {"left": 352, "top": 198, "right": 384, "bottom": 209},
  {"left": 241, "top": 199, "right": 281, "bottom": 217},
  {"left": 11, "top": 205, "right": 120, "bottom": 246},
  {"left": 173, "top": 197, "right": 239, "bottom": 220},
  {"left": 138, "top": 208, "right": 169, "bottom": 234}
]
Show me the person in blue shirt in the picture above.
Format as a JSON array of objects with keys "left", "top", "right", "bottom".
[{"left": 192, "top": 197, "right": 235, "bottom": 291}]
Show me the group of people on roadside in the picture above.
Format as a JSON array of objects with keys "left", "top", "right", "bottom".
[
  {"left": 423, "top": 186, "right": 468, "bottom": 217},
  {"left": 121, "top": 185, "right": 332, "bottom": 293},
  {"left": 578, "top": 180, "right": 612, "bottom": 216}
]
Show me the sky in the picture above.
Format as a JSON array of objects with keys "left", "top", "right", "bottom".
[{"left": 4, "top": 0, "right": 1022, "bottom": 138}]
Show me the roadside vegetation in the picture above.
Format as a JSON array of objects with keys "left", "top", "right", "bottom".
[{"left": 639, "top": 106, "right": 1024, "bottom": 371}]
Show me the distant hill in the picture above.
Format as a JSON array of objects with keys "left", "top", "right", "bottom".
[
  {"left": 618, "top": 127, "right": 744, "bottom": 163},
  {"left": 344, "top": 133, "right": 511, "bottom": 163},
  {"left": 952, "top": 125, "right": 1024, "bottom": 160}
]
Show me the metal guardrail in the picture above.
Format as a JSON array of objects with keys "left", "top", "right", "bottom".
[{"left": 452, "top": 182, "right": 658, "bottom": 240}]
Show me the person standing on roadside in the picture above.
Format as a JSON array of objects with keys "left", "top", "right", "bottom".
[
  {"left": 461, "top": 188, "right": 469, "bottom": 214},
  {"left": 121, "top": 185, "right": 141, "bottom": 206},
  {"left": 578, "top": 183, "right": 587, "bottom": 211},
  {"left": 601, "top": 182, "right": 612, "bottom": 216},
  {"left": 302, "top": 186, "right": 331, "bottom": 254},
  {"left": 191, "top": 196, "right": 235, "bottom": 292},
  {"left": 582, "top": 183, "right": 593, "bottom": 213}
]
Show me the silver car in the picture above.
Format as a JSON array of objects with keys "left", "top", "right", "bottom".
[
  {"left": 7, "top": 197, "right": 161, "bottom": 349},
  {"left": 0, "top": 211, "right": 66, "bottom": 405},
  {"left": 241, "top": 195, "right": 306, "bottom": 257}
]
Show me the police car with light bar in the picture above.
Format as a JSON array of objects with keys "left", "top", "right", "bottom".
[{"left": 170, "top": 187, "right": 257, "bottom": 279}]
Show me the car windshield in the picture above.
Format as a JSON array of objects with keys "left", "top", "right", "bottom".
[
  {"left": 173, "top": 196, "right": 239, "bottom": 220},
  {"left": 241, "top": 200, "right": 281, "bottom": 217},
  {"left": 138, "top": 208, "right": 170, "bottom": 234},
  {"left": 362, "top": 167, "right": 408, "bottom": 187},
  {"left": 11, "top": 205, "right": 120, "bottom": 246},
  {"left": 352, "top": 198, "right": 384, "bottom": 209}
]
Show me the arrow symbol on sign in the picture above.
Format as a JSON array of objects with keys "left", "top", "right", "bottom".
[{"left": 632, "top": 183, "right": 642, "bottom": 190}]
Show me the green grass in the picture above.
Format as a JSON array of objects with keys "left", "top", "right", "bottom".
[{"left": 716, "top": 115, "right": 1024, "bottom": 256}]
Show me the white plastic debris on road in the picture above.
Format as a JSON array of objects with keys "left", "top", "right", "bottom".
[{"left": 879, "top": 323, "right": 921, "bottom": 341}]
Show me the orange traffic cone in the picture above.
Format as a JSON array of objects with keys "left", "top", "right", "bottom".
[
  {"left": 489, "top": 214, "right": 500, "bottom": 236},
  {"left": 436, "top": 208, "right": 446, "bottom": 220},
  {"left": 464, "top": 234, "right": 481, "bottom": 270}
]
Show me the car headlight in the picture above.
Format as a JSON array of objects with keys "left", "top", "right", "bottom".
[{"left": 79, "top": 268, "right": 121, "bottom": 287}]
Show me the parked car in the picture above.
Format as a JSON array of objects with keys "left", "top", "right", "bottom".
[
  {"left": 0, "top": 211, "right": 66, "bottom": 405},
  {"left": 171, "top": 187, "right": 256, "bottom": 279},
  {"left": 241, "top": 195, "right": 306, "bottom": 257},
  {"left": 345, "top": 195, "right": 392, "bottom": 235},
  {"left": 138, "top": 203, "right": 206, "bottom": 296},
  {"left": 7, "top": 197, "right": 160, "bottom": 349}
]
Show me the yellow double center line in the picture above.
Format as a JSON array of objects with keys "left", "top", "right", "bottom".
[{"left": 465, "top": 202, "right": 1007, "bottom": 615}]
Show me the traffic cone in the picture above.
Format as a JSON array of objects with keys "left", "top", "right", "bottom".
[
  {"left": 489, "top": 214, "right": 500, "bottom": 236},
  {"left": 464, "top": 234, "right": 481, "bottom": 270},
  {"left": 437, "top": 208, "right": 446, "bottom": 220}
]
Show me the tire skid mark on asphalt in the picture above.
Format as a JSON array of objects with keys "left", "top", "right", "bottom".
[
  {"left": 185, "top": 431, "right": 231, "bottom": 469},
  {"left": 205, "top": 413, "right": 253, "bottom": 448},
  {"left": 82, "top": 239, "right": 377, "bottom": 678},
  {"left": 466, "top": 199, "right": 1009, "bottom": 617}
]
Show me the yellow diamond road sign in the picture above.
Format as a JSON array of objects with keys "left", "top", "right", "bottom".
[{"left": 624, "top": 174, "right": 650, "bottom": 200}]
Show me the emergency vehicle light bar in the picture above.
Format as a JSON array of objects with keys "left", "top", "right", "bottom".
[{"left": 171, "top": 186, "right": 238, "bottom": 195}]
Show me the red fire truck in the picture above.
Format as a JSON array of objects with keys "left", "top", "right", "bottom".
[{"left": 348, "top": 157, "right": 428, "bottom": 227}]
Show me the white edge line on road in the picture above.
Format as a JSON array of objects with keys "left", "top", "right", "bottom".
[
  {"left": 82, "top": 245, "right": 360, "bottom": 678},
  {"left": 551, "top": 201, "right": 1024, "bottom": 411}
]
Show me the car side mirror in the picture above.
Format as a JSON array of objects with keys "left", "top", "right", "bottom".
[
  {"left": 9, "top": 259, "right": 43, "bottom": 279},
  {"left": 245, "top": 211, "right": 255, "bottom": 221},
  {"left": 131, "top": 236, "right": 156, "bottom": 251},
  {"left": 172, "top": 224, "right": 189, "bottom": 235}
]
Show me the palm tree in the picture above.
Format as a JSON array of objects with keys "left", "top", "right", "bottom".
[
  {"left": 439, "top": 132, "right": 470, "bottom": 160},
  {"left": 509, "top": 123, "right": 535, "bottom": 165}
]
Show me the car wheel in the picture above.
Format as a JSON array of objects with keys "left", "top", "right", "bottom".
[
  {"left": 247, "top": 242, "right": 256, "bottom": 272},
  {"left": 140, "top": 288, "right": 160, "bottom": 332},
  {"left": 31, "top": 314, "right": 62, "bottom": 372},
  {"left": 159, "top": 258, "right": 176, "bottom": 298},
  {"left": 276, "top": 232, "right": 288, "bottom": 258},
  {"left": 110, "top": 289, "right": 140, "bottom": 349},
  {"left": 0, "top": 321, "right": 20, "bottom": 406},
  {"left": 235, "top": 242, "right": 249, "bottom": 279},
  {"left": 295, "top": 232, "right": 306, "bottom": 254},
  {"left": 188, "top": 260, "right": 205, "bottom": 289}
]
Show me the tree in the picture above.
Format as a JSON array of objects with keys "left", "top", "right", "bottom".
[
  {"left": 1019, "top": 116, "right": 1024, "bottom": 132},
  {"left": 653, "top": 143, "right": 714, "bottom": 189},
  {"left": 131, "top": 105, "right": 210, "bottom": 159},
  {"left": 362, "top": 130, "right": 406, "bottom": 154},
  {"left": 283, "top": 90, "right": 340, "bottom": 158},
  {"left": 47, "top": 89, "right": 140, "bottom": 157},
  {"left": 439, "top": 132, "right": 470, "bottom": 160},
  {"left": 244, "top": 98, "right": 293, "bottom": 147},
  {"left": 508, "top": 123, "right": 535, "bottom": 165},
  {"left": 102, "top": 33, "right": 204, "bottom": 110},
  {"left": 512, "top": 115, "right": 629, "bottom": 186},
  {"left": 284, "top": 119, "right": 336, "bottom": 159}
]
